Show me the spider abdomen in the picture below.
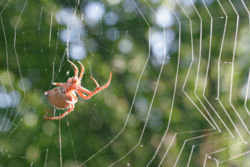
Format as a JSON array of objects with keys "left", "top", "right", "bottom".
[{"left": 45, "top": 87, "right": 72, "bottom": 109}]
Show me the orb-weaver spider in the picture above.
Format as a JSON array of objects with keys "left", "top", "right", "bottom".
[{"left": 44, "top": 60, "right": 112, "bottom": 120}]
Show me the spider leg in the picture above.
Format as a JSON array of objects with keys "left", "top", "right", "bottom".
[
  {"left": 90, "top": 76, "right": 100, "bottom": 87},
  {"left": 77, "top": 72, "right": 112, "bottom": 99},
  {"left": 44, "top": 104, "right": 74, "bottom": 120},
  {"left": 52, "top": 82, "right": 63, "bottom": 86},
  {"left": 78, "top": 61, "right": 85, "bottom": 81},
  {"left": 91, "top": 72, "right": 112, "bottom": 88},
  {"left": 68, "top": 92, "right": 78, "bottom": 103},
  {"left": 76, "top": 90, "right": 90, "bottom": 99},
  {"left": 77, "top": 85, "right": 92, "bottom": 95},
  {"left": 68, "top": 60, "right": 78, "bottom": 77}
]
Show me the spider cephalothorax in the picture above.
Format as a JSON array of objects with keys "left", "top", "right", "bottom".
[{"left": 44, "top": 60, "right": 112, "bottom": 120}]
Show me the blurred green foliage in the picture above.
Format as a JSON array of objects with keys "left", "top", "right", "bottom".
[{"left": 0, "top": 0, "right": 250, "bottom": 167}]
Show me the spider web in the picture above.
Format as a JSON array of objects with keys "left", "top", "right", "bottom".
[{"left": 0, "top": 0, "right": 250, "bottom": 167}]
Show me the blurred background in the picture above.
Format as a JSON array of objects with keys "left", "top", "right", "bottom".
[{"left": 0, "top": 0, "right": 250, "bottom": 166}]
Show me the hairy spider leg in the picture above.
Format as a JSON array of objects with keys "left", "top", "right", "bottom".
[
  {"left": 78, "top": 72, "right": 112, "bottom": 95},
  {"left": 44, "top": 92, "right": 77, "bottom": 120},
  {"left": 66, "top": 91, "right": 78, "bottom": 103},
  {"left": 90, "top": 76, "right": 100, "bottom": 87},
  {"left": 77, "top": 86, "right": 92, "bottom": 95},
  {"left": 91, "top": 72, "right": 112, "bottom": 88},
  {"left": 76, "top": 72, "right": 112, "bottom": 99},
  {"left": 44, "top": 103, "right": 74, "bottom": 120},
  {"left": 68, "top": 60, "right": 78, "bottom": 77},
  {"left": 66, "top": 95, "right": 78, "bottom": 104},
  {"left": 78, "top": 61, "right": 85, "bottom": 81},
  {"left": 52, "top": 83, "right": 63, "bottom": 86},
  {"left": 76, "top": 90, "right": 90, "bottom": 99}
]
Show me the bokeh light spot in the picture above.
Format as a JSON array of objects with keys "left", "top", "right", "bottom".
[
  {"left": 42, "top": 121, "right": 56, "bottom": 136},
  {"left": 84, "top": 2, "right": 105, "bottom": 26},
  {"left": 104, "top": 12, "right": 118, "bottom": 26},
  {"left": 107, "top": 0, "right": 121, "bottom": 5},
  {"left": 0, "top": 117, "right": 12, "bottom": 132},
  {"left": 155, "top": 5, "right": 174, "bottom": 28},
  {"left": 23, "top": 112, "right": 38, "bottom": 128},
  {"left": 69, "top": 43, "right": 86, "bottom": 60},
  {"left": 106, "top": 27, "right": 120, "bottom": 41},
  {"left": 25, "top": 145, "right": 40, "bottom": 162},
  {"left": 118, "top": 38, "right": 133, "bottom": 54}
]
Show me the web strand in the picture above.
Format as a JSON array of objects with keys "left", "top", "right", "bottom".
[
  {"left": 216, "top": 0, "right": 247, "bottom": 143},
  {"left": 80, "top": 24, "right": 152, "bottom": 167},
  {"left": 59, "top": 119, "right": 62, "bottom": 167},
  {"left": 228, "top": 0, "right": 250, "bottom": 136},
  {"left": 1, "top": 0, "right": 250, "bottom": 166},
  {"left": 145, "top": 5, "right": 181, "bottom": 166},
  {"left": 178, "top": 0, "right": 216, "bottom": 130}
]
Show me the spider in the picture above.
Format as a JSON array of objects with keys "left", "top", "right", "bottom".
[{"left": 44, "top": 60, "right": 112, "bottom": 120}]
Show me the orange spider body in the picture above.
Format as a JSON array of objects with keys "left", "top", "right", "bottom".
[
  {"left": 45, "top": 87, "right": 73, "bottom": 109},
  {"left": 44, "top": 60, "right": 112, "bottom": 120}
]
